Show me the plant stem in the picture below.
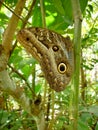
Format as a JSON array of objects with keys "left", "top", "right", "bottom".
[
  {"left": 70, "top": 0, "right": 82, "bottom": 129},
  {"left": 40, "top": 0, "right": 46, "bottom": 27}
]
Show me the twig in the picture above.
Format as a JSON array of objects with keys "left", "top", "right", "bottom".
[
  {"left": 0, "top": 1, "right": 26, "bottom": 23},
  {"left": 21, "top": 0, "right": 36, "bottom": 28}
]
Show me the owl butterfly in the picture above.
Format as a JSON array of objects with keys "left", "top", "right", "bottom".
[{"left": 17, "top": 27, "right": 74, "bottom": 92}]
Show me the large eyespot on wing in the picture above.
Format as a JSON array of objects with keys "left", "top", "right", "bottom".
[{"left": 57, "top": 62, "right": 67, "bottom": 74}]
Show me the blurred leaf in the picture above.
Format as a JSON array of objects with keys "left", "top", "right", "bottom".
[
  {"left": 88, "top": 106, "right": 98, "bottom": 117},
  {"left": 78, "top": 119, "right": 89, "bottom": 130},
  {"left": 19, "top": 58, "right": 37, "bottom": 68},
  {"left": 52, "top": 0, "right": 88, "bottom": 24},
  {"left": 58, "top": 116, "right": 66, "bottom": 121},
  {"left": 32, "top": 2, "right": 42, "bottom": 27},
  {"left": 92, "top": 59, "right": 98, "bottom": 64},
  {"left": 52, "top": 0, "right": 73, "bottom": 25},
  {"left": 0, "top": 13, "right": 8, "bottom": 26},
  {"left": 88, "top": 4, "right": 93, "bottom": 12},
  {"left": 80, "top": 112, "right": 92, "bottom": 122},
  {"left": 0, "top": 110, "right": 9, "bottom": 125},
  {"left": 19, "top": 58, "right": 37, "bottom": 78},
  {"left": 9, "top": 47, "right": 23, "bottom": 64},
  {"left": 79, "top": 0, "right": 88, "bottom": 13},
  {"left": 35, "top": 83, "right": 42, "bottom": 93},
  {"left": 0, "top": 12, "right": 8, "bottom": 20},
  {"left": 95, "top": 122, "right": 98, "bottom": 130},
  {"left": 5, "top": 0, "right": 18, "bottom": 6},
  {"left": 83, "top": 64, "right": 93, "bottom": 70},
  {"left": 52, "top": 0, "right": 65, "bottom": 15},
  {"left": 21, "top": 65, "right": 32, "bottom": 78}
]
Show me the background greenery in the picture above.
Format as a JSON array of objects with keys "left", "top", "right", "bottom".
[{"left": 0, "top": 0, "right": 98, "bottom": 130}]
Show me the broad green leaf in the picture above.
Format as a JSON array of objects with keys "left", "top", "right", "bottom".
[
  {"left": 52, "top": 0, "right": 88, "bottom": 24},
  {"left": 80, "top": 0, "right": 88, "bottom": 13},
  {"left": 52, "top": 0, "right": 65, "bottom": 15},
  {"left": 52, "top": 0, "right": 73, "bottom": 25}
]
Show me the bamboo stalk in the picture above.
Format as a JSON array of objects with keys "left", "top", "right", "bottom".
[{"left": 70, "top": 0, "right": 82, "bottom": 129}]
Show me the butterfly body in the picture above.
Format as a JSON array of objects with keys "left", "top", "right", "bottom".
[{"left": 17, "top": 27, "right": 73, "bottom": 92}]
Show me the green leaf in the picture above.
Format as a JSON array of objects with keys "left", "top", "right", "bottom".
[
  {"left": 0, "top": 110, "right": 9, "bottom": 125},
  {"left": 80, "top": 112, "right": 92, "bottom": 122},
  {"left": 21, "top": 65, "right": 32, "bottom": 78},
  {"left": 0, "top": 13, "right": 8, "bottom": 20},
  {"left": 9, "top": 47, "right": 22, "bottom": 64},
  {"left": 35, "top": 83, "right": 42, "bottom": 93},
  {"left": 80, "top": 0, "right": 88, "bottom": 13},
  {"left": 0, "top": 13, "right": 8, "bottom": 26},
  {"left": 95, "top": 122, "right": 98, "bottom": 130},
  {"left": 52, "top": 0, "right": 73, "bottom": 24},
  {"left": 32, "top": 1, "right": 42, "bottom": 27},
  {"left": 52, "top": 0, "right": 65, "bottom": 15},
  {"left": 88, "top": 4, "right": 93, "bottom": 12},
  {"left": 78, "top": 119, "right": 89, "bottom": 130},
  {"left": 19, "top": 58, "right": 37, "bottom": 68},
  {"left": 5, "top": 0, "right": 18, "bottom": 6},
  {"left": 88, "top": 106, "right": 98, "bottom": 117},
  {"left": 52, "top": 0, "right": 88, "bottom": 23}
]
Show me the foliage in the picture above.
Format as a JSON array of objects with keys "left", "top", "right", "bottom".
[
  {"left": 0, "top": 109, "right": 37, "bottom": 130},
  {"left": 0, "top": 0, "right": 98, "bottom": 130}
]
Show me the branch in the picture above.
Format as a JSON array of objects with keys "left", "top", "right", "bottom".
[
  {"left": 2, "top": 0, "right": 26, "bottom": 56},
  {"left": 0, "top": 70, "right": 31, "bottom": 113},
  {"left": 0, "top": 0, "right": 4, "bottom": 9}
]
